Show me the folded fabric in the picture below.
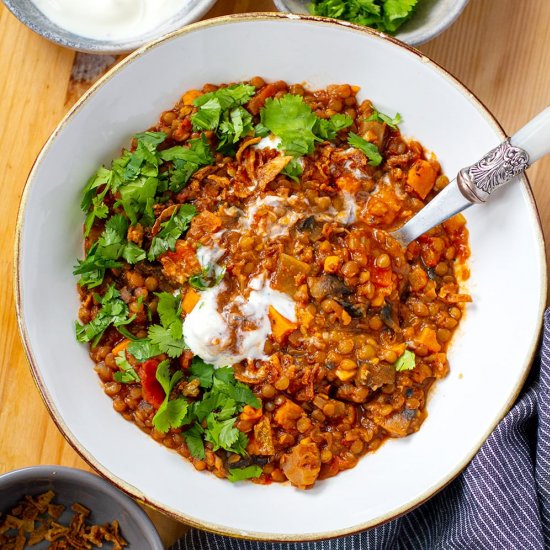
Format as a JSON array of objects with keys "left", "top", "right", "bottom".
[{"left": 173, "top": 310, "right": 550, "bottom": 550}]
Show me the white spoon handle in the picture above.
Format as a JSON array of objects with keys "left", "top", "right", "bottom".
[{"left": 511, "top": 106, "right": 550, "bottom": 164}]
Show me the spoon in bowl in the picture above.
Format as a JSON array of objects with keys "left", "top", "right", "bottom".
[{"left": 392, "top": 107, "right": 550, "bottom": 246}]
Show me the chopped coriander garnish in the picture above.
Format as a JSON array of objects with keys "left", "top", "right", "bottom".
[
  {"left": 147, "top": 204, "right": 197, "bottom": 261},
  {"left": 309, "top": 0, "right": 418, "bottom": 34},
  {"left": 183, "top": 424, "right": 206, "bottom": 460},
  {"left": 191, "top": 84, "right": 256, "bottom": 153},
  {"left": 113, "top": 350, "right": 141, "bottom": 384},
  {"left": 152, "top": 360, "right": 188, "bottom": 433},
  {"left": 188, "top": 264, "right": 226, "bottom": 291},
  {"left": 228, "top": 465, "right": 263, "bottom": 483},
  {"left": 75, "top": 285, "right": 134, "bottom": 347},
  {"left": 183, "top": 363, "right": 261, "bottom": 458},
  {"left": 366, "top": 109, "right": 402, "bottom": 129},
  {"left": 127, "top": 339, "right": 161, "bottom": 362},
  {"left": 160, "top": 134, "right": 215, "bottom": 192},
  {"left": 73, "top": 214, "right": 146, "bottom": 288},
  {"left": 126, "top": 292, "right": 187, "bottom": 360},
  {"left": 259, "top": 94, "right": 318, "bottom": 157},
  {"left": 260, "top": 95, "right": 353, "bottom": 157},
  {"left": 348, "top": 132, "right": 383, "bottom": 166},
  {"left": 189, "top": 356, "right": 215, "bottom": 389},
  {"left": 281, "top": 158, "right": 304, "bottom": 182},
  {"left": 394, "top": 349, "right": 416, "bottom": 371},
  {"left": 314, "top": 113, "right": 353, "bottom": 140}
]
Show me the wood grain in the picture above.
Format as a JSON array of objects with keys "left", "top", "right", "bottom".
[{"left": 0, "top": 0, "right": 548, "bottom": 547}]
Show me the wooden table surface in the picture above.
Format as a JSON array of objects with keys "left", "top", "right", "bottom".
[{"left": 1, "top": 0, "right": 549, "bottom": 547}]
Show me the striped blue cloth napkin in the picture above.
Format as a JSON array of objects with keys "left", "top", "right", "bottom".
[{"left": 174, "top": 310, "right": 550, "bottom": 550}]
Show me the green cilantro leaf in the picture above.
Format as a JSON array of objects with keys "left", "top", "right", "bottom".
[
  {"left": 205, "top": 416, "right": 240, "bottom": 452},
  {"left": 314, "top": 113, "right": 353, "bottom": 140},
  {"left": 193, "top": 391, "right": 225, "bottom": 423},
  {"left": 84, "top": 195, "right": 109, "bottom": 237},
  {"left": 191, "top": 84, "right": 256, "bottom": 153},
  {"left": 260, "top": 94, "right": 318, "bottom": 157},
  {"left": 81, "top": 132, "right": 167, "bottom": 235},
  {"left": 213, "top": 366, "right": 236, "bottom": 385},
  {"left": 189, "top": 356, "right": 215, "bottom": 389},
  {"left": 161, "top": 134, "right": 215, "bottom": 192},
  {"left": 309, "top": 0, "right": 417, "bottom": 34},
  {"left": 73, "top": 241, "right": 122, "bottom": 289},
  {"left": 188, "top": 264, "right": 226, "bottom": 291},
  {"left": 127, "top": 292, "right": 186, "bottom": 359},
  {"left": 348, "top": 132, "right": 383, "bottom": 166},
  {"left": 193, "top": 84, "right": 256, "bottom": 111},
  {"left": 394, "top": 349, "right": 416, "bottom": 371},
  {"left": 191, "top": 98, "right": 222, "bottom": 131},
  {"left": 184, "top": 424, "right": 206, "bottom": 459},
  {"left": 81, "top": 166, "right": 112, "bottom": 213},
  {"left": 156, "top": 292, "right": 182, "bottom": 334},
  {"left": 217, "top": 106, "right": 254, "bottom": 151},
  {"left": 113, "top": 350, "right": 140, "bottom": 383},
  {"left": 75, "top": 285, "right": 134, "bottom": 346},
  {"left": 147, "top": 204, "right": 197, "bottom": 261},
  {"left": 383, "top": 0, "right": 418, "bottom": 32},
  {"left": 254, "top": 122, "right": 270, "bottom": 138},
  {"left": 118, "top": 176, "right": 159, "bottom": 225},
  {"left": 74, "top": 214, "right": 144, "bottom": 288},
  {"left": 281, "top": 158, "right": 303, "bottom": 182},
  {"left": 148, "top": 325, "right": 187, "bottom": 358},
  {"left": 152, "top": 360, "right": 188, "bottom": 433},
  {"left": 122, "top": 242, "right": 146, "bottom": 264},
  {"left": 127, "top": 339, "right": 161, "bottom": 361},
  {"left": 227, "top": 465, "right": 263, "bottom": 483},
  {"left": 232, "top": 383, "right": 262, "bottom": 409},
  {"left": 366, "top": 109, "right": 402, "bottom": 129}
]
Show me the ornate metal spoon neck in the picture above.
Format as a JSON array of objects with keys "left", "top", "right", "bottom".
[{"left": 457, "top": 138, "right": 530, "bottom": 204}]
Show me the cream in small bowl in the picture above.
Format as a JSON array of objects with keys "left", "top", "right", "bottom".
[
  {"left": 3, "top": 0, "right": 218, "bottom": 54},
  {"left": 31, "top": 0, "right": 195, "bottom": 41}
]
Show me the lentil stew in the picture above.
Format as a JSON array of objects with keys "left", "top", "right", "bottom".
[{"left": 75, "top": 78, "right": 470, "bottom": 489}]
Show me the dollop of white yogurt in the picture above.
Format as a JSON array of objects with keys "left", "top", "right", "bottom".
[
  {"left": 32, "top": 0, "right": 188, "bottom": 41},
  {"left": 183, "top": 276, "right": 296, "bottom": 368}
]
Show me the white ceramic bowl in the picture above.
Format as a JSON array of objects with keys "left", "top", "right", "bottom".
[
  {"left": 273, "top": 0, "right": 470, "bottom": 45},
  {"left": 16, "top": 14, "right": 546, "bottom": 541}
]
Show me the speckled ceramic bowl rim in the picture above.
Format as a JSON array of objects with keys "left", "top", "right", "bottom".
[
  {"left": 273, "top": 0, "right": 471, "bottom": 45},
  {"left": 0, "top": 465, "right": 164, "bottom": 549},
  {"left": 14, "top": 13, "right": 547, "bottom": 542},
  {"left": 1, "top": 0, "right": 218, "bottom": 54}
]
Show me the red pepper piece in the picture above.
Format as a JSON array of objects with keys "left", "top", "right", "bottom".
[{"left": 139, "top": 359, "right": 165, "bottom": 409}]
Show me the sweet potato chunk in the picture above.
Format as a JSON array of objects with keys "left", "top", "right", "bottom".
[
  {"left": 407, "top": 159, "right": 436, "bottom": 199},
  {"left": 269, "top": 306, "right": 298, "bottom": 344},
  {"left": 247, "top": 83, "right": 278, "bottom": 115},
  {"left": 274, "top": 400, "right": 304, "bottom": 430},
  {"left": 416, "top": 327, "right": 441, "bottom": 353},
  {"left": 281, "top": 441, "right": 321, "bottom": 488},
  {"left": 182, "top": 288, "right": 200, "bottom": 313}
]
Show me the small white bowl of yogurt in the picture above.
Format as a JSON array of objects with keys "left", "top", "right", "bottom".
[{"left": 3, "top": 0, "right": 219, "bottom": 54}]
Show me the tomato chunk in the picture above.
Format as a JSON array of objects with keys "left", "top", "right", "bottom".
[{"left": 139, "top": 360, "right": 165, "bottom": 409}]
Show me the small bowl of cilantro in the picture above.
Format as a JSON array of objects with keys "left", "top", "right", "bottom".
[{"left": 273, "top": 0, "right": 470, "bottom": 45}]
